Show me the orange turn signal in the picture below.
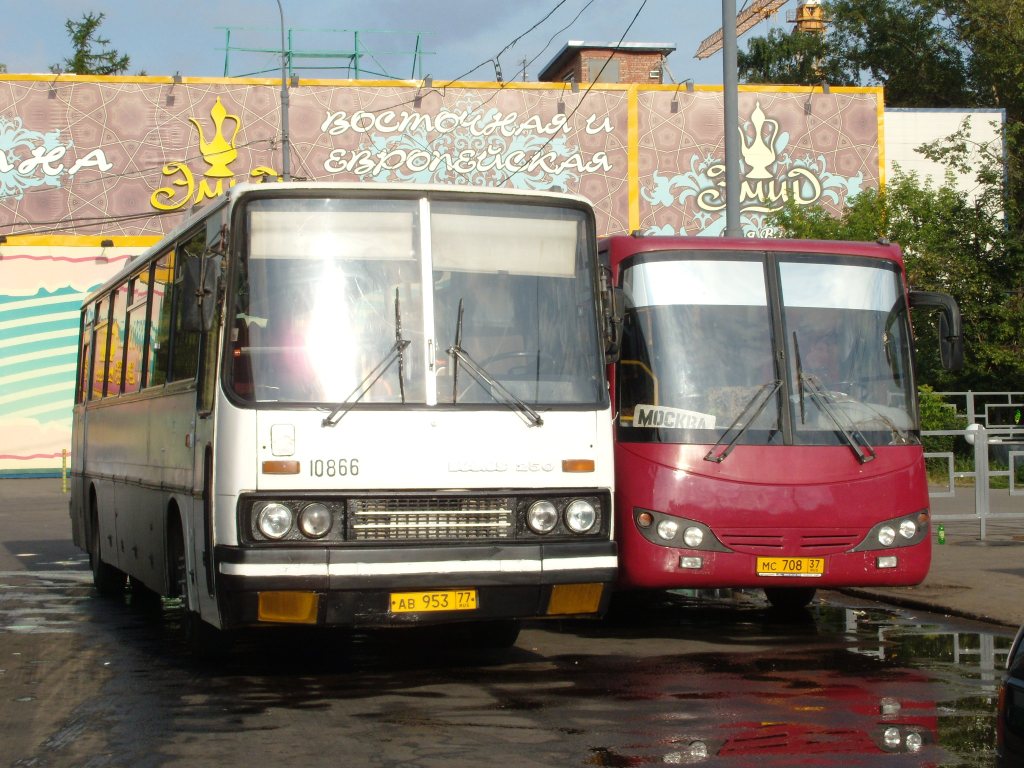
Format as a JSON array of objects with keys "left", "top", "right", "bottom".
[
  {"left": 546, "top": 583, "right": 604, "bottom": 615},
  {"left": 262, "top": 460, "right": 300, "bottom": 474},
  {"left": 258, "top": 591, "right": 319, "bottom": 624},
  {"left": 561, "top": 459, "right": 595, "bottom": 473}
]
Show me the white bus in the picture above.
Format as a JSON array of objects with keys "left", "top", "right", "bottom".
[{"left": 70, "top": 183, "right": 618, "bottom": 649}]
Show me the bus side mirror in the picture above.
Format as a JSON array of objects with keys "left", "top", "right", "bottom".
[
  {"left": 603, "top": 286, "right": 624, "bottom": 364},
  {"left": 182, "top": 254, "right": 222, "bottom": 333},
  {"left": 938, "top": 311, "right": 964, "bottom": 371},
  {"left": 909, "top": 290, "right": 964, "bottom": 371}
]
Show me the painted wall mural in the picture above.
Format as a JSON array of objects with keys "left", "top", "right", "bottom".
[
  {"left": 0, "top": 245, "right": 146, "bottom": 475},
  {"left": 0, "top": 74, "right": 882, "bottom": 474}
]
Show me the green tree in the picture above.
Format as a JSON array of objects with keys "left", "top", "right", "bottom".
[
  {"left": 739, "top": 1, "right": 990, "bottom": 108},
  {"left": 737, "top": 27, "right": 845, "bottom": 84},
  {"left": 52, "top": 12, "right": 130, "bottom": 75},
  {"left": 741, "top": 1, "right": 1024, "bottom": 235},
  {"left": 823, "top": 0, "right": 977, "bottom": 107},
  {"left": 932, "top": 0, "right": 1024, "bottom": 123}
]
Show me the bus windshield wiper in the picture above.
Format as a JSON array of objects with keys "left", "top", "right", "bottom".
[
  {"left": 799, "top": 372, "right": 877, "bottom": 463},
  {"left": 448, "top": 298, "right": 543, "bottom": 428},
  {"left": 793, "top": 332, "right": 806, "bottom": 424},
  {"left": 824, "top": 391, "right": 911, "bottom": 446},
  {"left": 704, "top": 380, "right": 781, "bottom": 463},
  {"left": 322, "top": 291, "right": 409, "bottom": 428},
  {"left": 393, "top": 289, "right": 407, "bottom": 403}
]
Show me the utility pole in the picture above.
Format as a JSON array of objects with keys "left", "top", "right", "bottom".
[
  {"left": 275, "top": 0, "right": 291, "bottom": 181},
  {"left": 722, "top": 0, "right": 741, "bottom": 236}
]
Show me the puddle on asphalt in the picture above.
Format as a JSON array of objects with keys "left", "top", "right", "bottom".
[
  {"left": 0, "top": 574, "right": 1013, "bottom": 767},
  {"left": 582, "top": 588, "right": 1012, "bottom": 767}
]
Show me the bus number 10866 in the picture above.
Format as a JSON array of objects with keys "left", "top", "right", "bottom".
[{"left": 310, "top": 458, "right": 360, "bottom": 478}]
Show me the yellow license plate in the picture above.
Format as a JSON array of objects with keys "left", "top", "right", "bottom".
[
  {"left": 756, "top": 557, "right": 825, "bottom": 577},
  {"left": 390, "top": 589, "right": 478, "bottom": 614}
]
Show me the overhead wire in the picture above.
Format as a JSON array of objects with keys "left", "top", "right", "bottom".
[
  {"left": 4, "top": 2, "right": 584, "bottom": 235},
  {"left": 497, "top": 0, "right": 650, "bottom": 187}
]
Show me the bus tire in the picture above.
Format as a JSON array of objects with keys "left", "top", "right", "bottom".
[
  {"left": 89, "top": 505, "right": 125, "bottom": 597},
  {"left": 764, "top": 586, "right": 816, "bottom": 612},
  {"left": 128, "top": 577, "right": 163, "bottom": 614},
  {"left": 469, "top": 620, "right": 521, "bottom": 649},
  {"left": 168, "top": 516, "right": 231, "bottom": 658}
]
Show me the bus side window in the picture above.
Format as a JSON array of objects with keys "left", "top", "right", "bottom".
[
  {"left": 106, "top": 281, "right": 129, "bottom": 397},
  {"left": 169, "top": 229, "right": 206, "bottom": 382},
  {"left": 92, "top": 297, "right": 110, "bottom": 400},
  {"left": 618, "top": 310, "right": 658, "bottom": 417},
  {"left": 77, "top": 303, "right": 95, "bottom": 404},
  {"left": 147, "top": 250, "right": 174, "bottom": 388},
  {"left": 231, "top": 318, "right": 256, "bottom": 400},
  {"left": 123, "top": 269, "right": 150, "bottom": 395}
]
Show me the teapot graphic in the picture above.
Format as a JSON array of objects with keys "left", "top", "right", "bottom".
[
  {"left": 739, "top": 102, "right": 779, "bottom": 180},
  {"left": 189, "top": 97, "right": 240, "bottom": 178}
]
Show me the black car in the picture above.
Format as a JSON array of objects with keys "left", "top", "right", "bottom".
[{"left": 998, "top": 623, "right": 1024, "bottom": 767}]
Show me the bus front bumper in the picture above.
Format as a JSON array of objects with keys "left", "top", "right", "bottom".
[{"left": 213, "top": 541, "right": 617, "bottom": 628}]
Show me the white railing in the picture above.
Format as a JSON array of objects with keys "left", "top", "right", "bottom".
[{"left": 924, "top": 391, "right": 1023, "bottom": 539}]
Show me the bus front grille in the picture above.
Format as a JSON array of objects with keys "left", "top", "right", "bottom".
[
  {"left": 719, "top": 530, "right": 862, "bottom": 554},
  {"left": 348, "top": 497, "right": 515, "bottom": 541}
]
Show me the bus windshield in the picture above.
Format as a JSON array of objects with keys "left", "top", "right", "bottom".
[
  {"left": 781, "top": 258, "right": 917, "bottom": 446},
  {"left": 617, "top": 252, "right": 918, "bottom": 448},
  {"left": 228, "top": 195, "right": 604, "bottom": 407}
]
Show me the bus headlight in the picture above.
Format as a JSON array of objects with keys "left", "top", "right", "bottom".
[
  {"left": 565, "top": 499, "right": 597, "bottom": 533},
  {"left": 257, "top": 503, "right": 294, "bottom": 540},
  {"left": 683, "top": 526, "right": 704, "bottom": 548},
  {"left": 298, "top": 503, "right": 332, "bottom": 538},
  {"left": 657, "top": 520, "right": 679, "bottom": 541},
  {"left": 527, "top": 500, "right": 559, "bottom": 534},
  {"left": 905, "top": 732, "right": 923, "bottom": 752},
  {"left": 851, "top": 510, "right": 929, "bottom": 552}
]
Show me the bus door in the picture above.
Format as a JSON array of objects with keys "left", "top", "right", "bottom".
[{"left": 180, "top": 222, "right": 224, "bottom": 600}]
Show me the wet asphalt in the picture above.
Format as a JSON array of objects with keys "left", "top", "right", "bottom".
[{"left": 0, "top": 478, "right": 1021, "bottom": 766}]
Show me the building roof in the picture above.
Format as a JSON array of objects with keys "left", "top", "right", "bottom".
[{"left": 537, "top": 40, "right": 676, "bottom": 82}]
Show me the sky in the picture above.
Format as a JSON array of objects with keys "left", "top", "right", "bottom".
[{"left": 6, "top": 0, "right": 800, "bottom": 84}]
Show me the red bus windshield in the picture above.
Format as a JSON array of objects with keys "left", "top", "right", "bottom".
[{"left": 617, "top": 251, "right": 918, "bottom": 454}]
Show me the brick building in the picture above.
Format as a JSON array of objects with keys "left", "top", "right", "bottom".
[{"left": 537, "top": 41, "right": 676, "bottom": 85}]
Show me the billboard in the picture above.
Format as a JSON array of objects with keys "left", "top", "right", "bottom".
[{"left": 0, "top": 74, "right": 883, "bottom": 474}]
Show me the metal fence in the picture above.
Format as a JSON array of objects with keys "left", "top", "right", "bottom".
[{"left": 924, "top": 391, "right": 1023, "bottom": 538}]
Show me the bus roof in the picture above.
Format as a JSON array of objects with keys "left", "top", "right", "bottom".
[
  {"left": 599, "top": 233, "right": 905, "bottom": 265},
  {"left": 82, "top": 182, "right": 596, "bottom": 307}
]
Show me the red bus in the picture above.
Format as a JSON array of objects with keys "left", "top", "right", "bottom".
[{"left": 602, "top": 235, "right": 963, "bottom": 610}]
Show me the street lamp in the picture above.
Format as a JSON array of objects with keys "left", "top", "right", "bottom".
[{"left": 275, "top": 0, "right": 291, "bottom": 181}]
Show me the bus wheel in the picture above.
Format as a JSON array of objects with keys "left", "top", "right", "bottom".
[
  {"left": 469, "top": 620, "right": 521, "bottom": 649},
  {"left": 89, "top": 512, "right": 125, "bottom": 597},
  {"left": 128, "top": 577, "right": 163, "bottom": 614},
  {"left": 764, "top": 587, "right": 816, "bottom": 612},
  {"left": 169, "top": 520, "right": 230, "bottom": 658}
]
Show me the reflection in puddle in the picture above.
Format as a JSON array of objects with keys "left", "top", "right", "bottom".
[{"left": 589, "top": 588, "right": 1010, "bottom": 766}]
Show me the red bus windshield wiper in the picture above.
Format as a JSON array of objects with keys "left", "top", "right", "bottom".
[
  {"left": 704, "top": 380, "right": 782, "bottom": 463},
  {"left": 799, "top": 372, "right": 877, "bottom": 463}
]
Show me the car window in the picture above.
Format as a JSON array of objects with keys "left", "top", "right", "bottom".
[{"left": 1009, "top": 625, "right": 1024, "bottom": 673}]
